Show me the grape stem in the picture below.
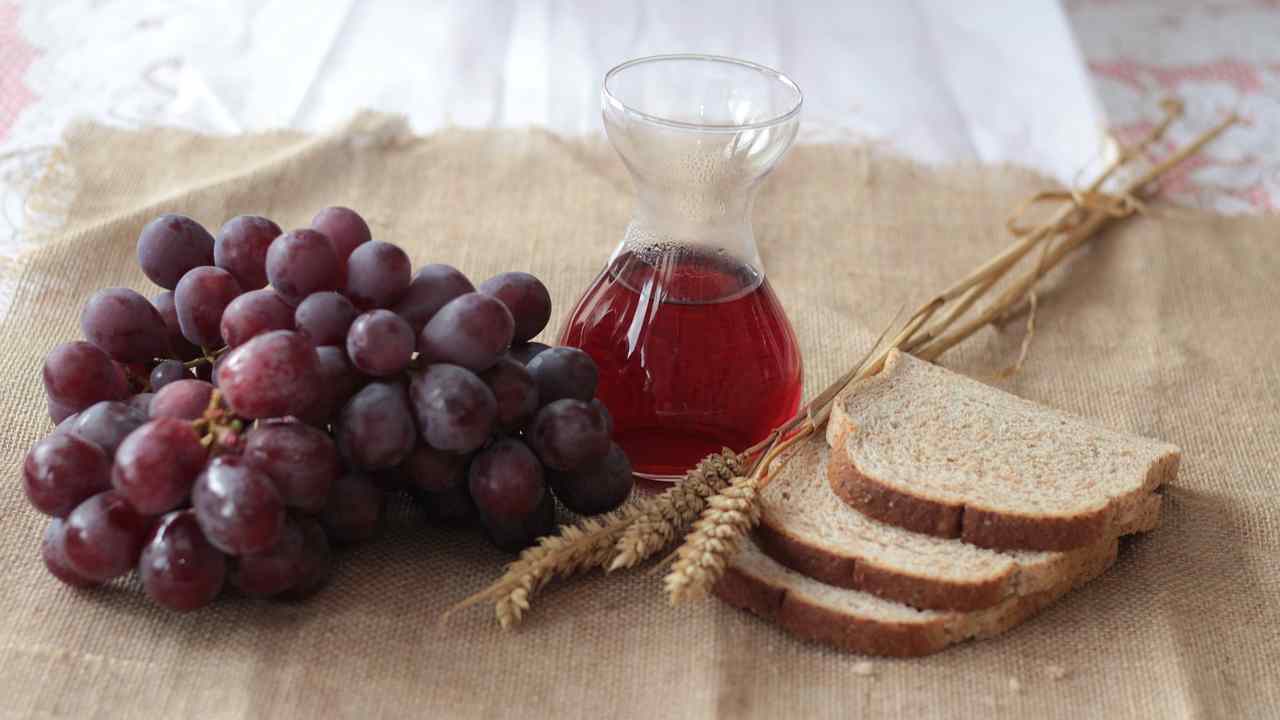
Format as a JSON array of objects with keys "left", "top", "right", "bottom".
[
  {"left": 186, "top": 345, "right": 229, "bottom": 369},
  {"left": 152, "top": 345, "right": 229, "bottom": 372},
  {"left": 192, "top": 389, "right": 244, "bottom": 455}
]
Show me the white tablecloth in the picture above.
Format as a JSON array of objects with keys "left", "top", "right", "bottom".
[{"left": 1, "top": 0, "right": 1275, "bottom": 264}]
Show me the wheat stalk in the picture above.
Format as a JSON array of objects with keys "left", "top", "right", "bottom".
[
  {"left": 663, "top": 424, "right": 814, "bottom": 603},
  {"left": 663, "top": 475, "right": 760, "bottom": 603},
  {"left": 661, "top": 101, "right": 1238, "bottom": 605},
  {"left": 445, "top": 501, "right": 647, "bottom": 628},
  {"left": 445, "top": 448, "right": 746, "bottom": 627},
  {"left": 608, "top": 449, "right": 744, "bottom": 572}
]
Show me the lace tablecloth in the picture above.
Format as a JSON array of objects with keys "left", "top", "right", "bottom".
[{"left": 1, "top": 0, "right": 1275, "bottom": 264}]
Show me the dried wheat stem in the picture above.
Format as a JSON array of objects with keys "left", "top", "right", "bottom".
[
  {"left": 445, "top": 502, "right": 646, "bottom": 628},
  {"left": 608, "top": 449, "right": 745, "bottom": 572},
  {"left": 1130, "top": 111, "right": 1239, "bottom": 188},
  {"left": 449, "top": 449, "right": 750, "bottom": 628},
  {"left": 900, "top": 107, "right": 1233, "bottom": 366},
  {"left": 663, "top": 423, "right": 815, "bottom": 604},
  {"left": 663, "top": 475, "right": 761, "bottom": 604},
  {"left": 914, "top": 217, "right": 1102, "bottom": 361},
  {"left": 901, "top": 101, "right": 1191, "bottom": 357},
  {"left": 903, "top": 275, "right": 996, "bottom": 354}
]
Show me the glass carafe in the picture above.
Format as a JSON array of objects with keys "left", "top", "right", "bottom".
[{"left": 560, "top": 54, "right": 804, "bottom": 480}]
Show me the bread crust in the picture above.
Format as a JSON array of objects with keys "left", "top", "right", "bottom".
[
  {"left": 829, "top": 439, "right": 1172, "bottom": 551},
  {"left": 756, "top": 510, "right": 1010, "bottom": 612},
  {"left": 754, "top": 440, "right": 1163, "bottom": 611},
  {"left": 713, "top": 534, "right": 1120, "bottom": 657},
  {"left": 824, "top": 351, "right": 1180, "bottom": 552},
  {"left": 713, "top": 556, "right": 952, "bottom": 657}
]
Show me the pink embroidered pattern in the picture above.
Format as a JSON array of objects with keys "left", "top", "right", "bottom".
[
  {"left": 0, "top": 1, "right": 40, "bottom": 142},
  {"left": 1071, "top": 1, "right": 1280, "bottom": 212},
  {"left": 1091, "top": 59, "right": 1265, "bottom": 96}
]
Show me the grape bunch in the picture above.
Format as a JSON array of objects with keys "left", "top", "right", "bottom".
[{"left": 26, "top": 207, "right": 632, "bottom": 612}]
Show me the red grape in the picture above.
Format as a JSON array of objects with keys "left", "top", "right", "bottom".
[
  {"left": 266, "top": 229, "right": 340, "bottom": 305},
  {"left": 478, "top": 271, "right": 552, "bottom": 343},
  {"left": 526, "top": 346, "right": 598, "bottom": 404},
  {"left": 468, "top": 437, "right": 545, "bottom": 521},
  {"left": 508, "top": 341, "right": 550, "bottom": 365},
  {"left": 218, "top": 330, "right": 320, "bottom": 419},
  {"left": 392, "top": 263, "right": 474, "bottom": 333},
  {"left": 214, "top": 215, "right": 281, "bottom": 290},
  {"left": 408, "top": 364, "right": 497, "bottom": 452},
  {"left": 62, "top": 491, "right": 151, "bottom": 581},
  {"left": 151, "top": 291, "right": 202, "bottom": 360},
  {"left": 43, "top": 341, "right": 129, "bottom": 413},
  {"left": 416, "top": 292, "right": 514, "bottom": 372},
  {"left": 310, "top": 206, "right": 370, "bottom": 280},
  {"left": 480, "top": 490, "right": 556, "bottom": 553},
  {"left": 345, "top": 240, "right": 411, "bottom": 309},
  {"left": 528, "top": 398, "right": 610, "bottom": 471},
  {"left": 42, "top": 518, "right": 100, "bottom": 588},
  {"left": 128, "top": 392, "right": 154, "bottom": 415},
  {"left": 112, "top": 418, "right": 206, "bottom": 514},
  {"left": 192, "top": 455, "right": 285, "bottom": 555},
  {"left": 49, "top": 398, "right": 78, "bottom": 424},
  {"left": 71, "top": 400, "right": 148, "bottom": 457},
  {"left": 279, "top": 512, "right": 332, "bottom": 597},
  {"left": 228, "top": 515, "right": 308, "bottom": 596},
  {"left": 243, "top": 422, "right": 339, "bottom": 513},
  {"left": 591, "top": 398, "right": 614, "bottom": 436},
  {"left": 23, "top": 432, "right": 111, "bottom": 517},
  {"left": 220, "top": 288, "right": 294, "bottom": 348},
  {"left": 294, "top": 291, "right": 358, "bottom": 346},
  {"left": 175, "top": 266, "right": 243, "bottom": 347},
  {"left": 547, "top": 442, "right": 633, "bottom": 515},
  {"left": 209, "top": 354, "right": 226, "bottom": 386},
  {"left": 138, "top": 510, "right": 227, "bottom": 611},
  {"left": 320, "top": 473, "right": 385, "bottom": 544},
  {"left": 279, "top": 515, "right": 331, "bottom": 599},
  {"left": 117, "top": 360, "right": 152, "bottom": 395},
  {"left": 400, "top": 443, "right": 466, "bottom": 493},
  {"left": 136, "top": 214, "right": 215, "bottom": 290},
  {"left": 336, "top": 382, "right": 417, "bottom": 470},
  {"left": 149, "top": 378, "right": 215, "bottom": 420},
  {"left": 346, "top": 309, "right": 414, "bottom": 377},
  {"left": 370, "top": 466, "right": 407, "bottom": 491},
  {"left": 480, "top": 355, "right": 539, "bottom": 431},
  {"left": 410, "top": 483, "right": 476, "bottom": 527},
  {"left": 80, "top": 287, "right": 169, "bottom": 362},
  {"left": 52, "top": 410, "right": 80, "bottom": 435},
  {"left": 149, "top": 359, "right": 190, "bottom": 390},
  {"left": 304, "top": 345, "right": 361, "bottom": 423}
]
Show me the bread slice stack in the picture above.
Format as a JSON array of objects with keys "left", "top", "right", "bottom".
[{"left": 714, "top": 350, "right": 1180, "bottom": 656}]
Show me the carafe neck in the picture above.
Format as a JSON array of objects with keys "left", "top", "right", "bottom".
[
  {"left": 607, "top": 122, "right": 797, "bottom": 274},
  {"left": 624, "top": 179, "right": 762, "bottom": 271}
]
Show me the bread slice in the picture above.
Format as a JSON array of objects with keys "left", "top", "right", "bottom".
[
  {"left": 825, "top": 350, "right": 1180, "bottom": 551},
  {"left": 714, "top": 533, "right": 1119, "bottom": 657},
  {"left": 758, "top": 434, "right": 1162, "bottom": 611}
]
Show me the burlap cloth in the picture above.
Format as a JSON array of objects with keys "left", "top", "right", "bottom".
[{"left": 0, "top": 114, "right": 1276, "bottom": 719}]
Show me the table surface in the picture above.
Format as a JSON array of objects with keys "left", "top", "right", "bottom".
[{"left": 1, "top": 0, "right": 1276, "bottom": 265}]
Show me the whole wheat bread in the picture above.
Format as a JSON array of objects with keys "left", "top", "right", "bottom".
[
  {"left": 759, "top": 434, "right": 1162, "bottom": 611},
  {"left": 714, "top": 533, "right": 1119, "bottom": 657},
  {"left": 825, "top": 350, "right": 1180, "bottom": 551}
]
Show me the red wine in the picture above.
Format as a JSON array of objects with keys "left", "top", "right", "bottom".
[{"left": 561, "top": 247, "right": 802, "bottom": 477}]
